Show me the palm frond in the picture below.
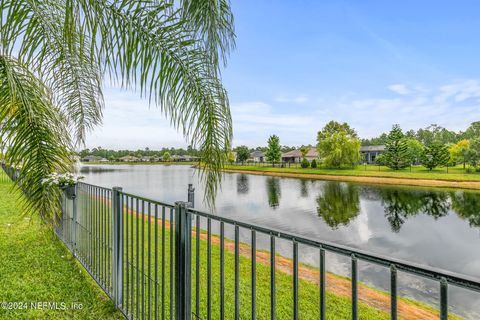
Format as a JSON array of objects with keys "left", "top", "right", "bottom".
[
  {"left": 1, "top": 0, "right": 235, "bottom": 208},
  {"left": 0, "top": 55, "right": 72, "bottom": 222},
  {"left": 180, "top": 0, "right": 236, "bottom": 67}
]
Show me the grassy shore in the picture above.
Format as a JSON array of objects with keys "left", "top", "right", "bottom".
[
  {"left": 0, "top": 180, "right": 122, "bottom": 319},
  {"left": 122, "top": 210, "right": 456, "bottom": 320},
  {"left": 223, "top": 164, "right": 480, "bottom": 190}
]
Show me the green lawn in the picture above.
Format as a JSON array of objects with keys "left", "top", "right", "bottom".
[
  {"left": 0, "top": 179, "right": 123, "bottom": 319},
  {"left": 0, "top": 170, "right": 455, "bottom": 320},
  {"left": 225, "top": 163, "right": 480, "bottom": 182}
]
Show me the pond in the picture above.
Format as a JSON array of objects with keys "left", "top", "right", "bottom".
[{"left": 79, "top": 164, "right": 480, "bottom": 318}]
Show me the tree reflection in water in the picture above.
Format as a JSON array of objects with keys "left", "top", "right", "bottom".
[
  {"left": 450, "top": 191, "right": 480, "bottom": 228},
  {"left": 236, "top": 174, "right": 249, "bottom": 195},
  {"left": 266, "top": 177, "right": 281, "bottom": 209},
  {"left": 378, "top": 188, "right": 450, "bottom": 232},
  {"left": 299, "top": 179, "right": 309, "bottom": 198},
  {"left": 316, "top": 182, "right": 360, "bottom": 229}
]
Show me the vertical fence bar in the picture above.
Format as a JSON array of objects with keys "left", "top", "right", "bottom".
[
  {"left": 207, "top": 218, "right": 212, "bottom": 320},
  {"left": 251, "top": 230, "right": 257, "bottom": 320},
  {"left": 195, "top": 215, "right": 200, "bottom": 319},
  {"left": 125, "top": 195, "right": 129, "bottom": 316},
  {"left": 293, "top": 241, "right": 299, "bottom": 320},
  {"left": 440, "top": 277, "right": 448, "bottom": 320},
  {"left": 162, "top": 206, "right": 166, "bottom": 320},
  {"left": 320, "top": 246, "right": 326, "bottom": 320},
  {"left": 155, "top": 204, "right": 159, "bottom": 320},
  {"left": 390, "top": 264, "right": 397, "bottom": 320},
  {"left": 170, "top": 207, "right": 174, "bottom": 320},
  {"left": 130, "top": 197, "right": 135, "bottom": 316},
  {"left": 270, "top": 234, "right": 276, "bottom": 320},
  {"left": 174, "top": 201, "right": 192, "bottom": 320},
  {"left": 142, "top": 200, "right": 145, "bottom": 319},
  {"left": 112, "top": 186, "right": 123, "bottom": 307},
  {"left": 148, "top": 202, "right": 152, "bottom": 320},
  {"left": 72, "top": 184, "right": 78, "bottom": 256},
  {"left": 235, "top": 225, "right": 240, "bottom": 320},
  {"left": 352, "top": 254, "right": 358, "bottom": 320},
  {"left": 220, "top": 221, "right": 225, "bottom": 320}
]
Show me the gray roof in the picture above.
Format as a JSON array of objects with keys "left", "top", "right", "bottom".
[
  {"left": 282, "top": 147, "right": 318, "bottom": 158},
  {"left": 250, "top": 150, "right": 264, "bottom": 157},
  {"left": 360, "top": 145, "right": 385, "bottom": 152}
]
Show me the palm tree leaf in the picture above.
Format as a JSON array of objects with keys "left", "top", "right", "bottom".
[{"left": 0, "top": 54, "right": 72, "bottom": 223}]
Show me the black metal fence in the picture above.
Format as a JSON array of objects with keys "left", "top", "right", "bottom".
[{"left": 2, "top": 167, "right": 480, "bottom": 319}]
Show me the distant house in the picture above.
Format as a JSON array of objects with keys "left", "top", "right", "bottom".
[
  {"left": 141, "top": 156, "right": 153, "bottom": 162},
  {"left": 360, "top": 145, "right": 385, "bottom": 164},
  {"left": 281, "top": 147, "right": 318, "bottom": 163},
  {"left": 250, "top": 150, "right": 265, "bottom": 162},
  {"left": 170, "top": 155, "right": 200, "bottom": 162},
  {"left": 119, "top": 155, "right": 139, "bottom": 162},
  {"left": 81, "top": 155, "right": 103, "bottom": 162}
]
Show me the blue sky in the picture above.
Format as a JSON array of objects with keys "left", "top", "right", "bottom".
[{"left": 86, "top": 0, "right": 480, "bottom": 149}]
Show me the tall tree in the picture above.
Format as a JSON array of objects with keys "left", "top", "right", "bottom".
[
  {"left": 0, "top": 0, "right": 235, "bottom": 219},
  {"left": 405, "top": 138, "right": 424, "bottom": 165},
  {"left": 317, "top": 121, "right": 360, "bottom": 168},
  {"left": 265, "top": 135, "right": 281, "bottom": 164},
  {"left": 384, "top": 125, "right": 410, "bottom": 170},
  {"left": 235, "top": 145, "right": 250, "bottom": 163},
  {"left": 449, "top": 139, "right": 470, "bottom": 169},
  {"left": 421, "top": 143, "right": 450, "bottom": 170}
]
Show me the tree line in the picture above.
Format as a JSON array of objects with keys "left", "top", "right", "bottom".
[
  {"left": 78, "top": 146, "right": 201, "bottom": 161},
  {"left": 232, "top": 121, "right": 480, "bottom": 171}
]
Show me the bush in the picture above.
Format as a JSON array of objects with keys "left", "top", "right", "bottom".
[
  {"left": 311, "top": 159, "right": 317, "bottom": 168},
  {"left": 301, "top": 158, "right": 310, "bottom": 168},
  {"left": 466, "top": 167, "right": 475, "bottom": 173}
]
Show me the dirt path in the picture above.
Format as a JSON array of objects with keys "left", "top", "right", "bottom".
[
  {"left": 129, "top": 211, "right": 447, "bottom": 320},
  {"left": 224, "top": 168, "right": 480, "bottom": 191}
]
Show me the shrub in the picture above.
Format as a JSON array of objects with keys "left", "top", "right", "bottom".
[
  {"left": 466, "top": 167, "right": 475, "bottom": 173},
  {"left": 301, "top": 158, "right": 310, "bottom": 168},
  {"left": 311, "top": 159, "right": 317, "bottom": 168}
]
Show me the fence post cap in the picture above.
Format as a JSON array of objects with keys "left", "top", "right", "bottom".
[
  {"left": 175, "top": 201, "right": 188, "bottom": 207},
  {"left": 112, "top": 186, "right": 123, "bottom": 191}
]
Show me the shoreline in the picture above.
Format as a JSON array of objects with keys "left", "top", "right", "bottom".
[{"left": 223, "top": 168, "right": 480, "bottom": 190}]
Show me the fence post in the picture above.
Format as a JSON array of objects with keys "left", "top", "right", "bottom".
[
  {"left": 187, "top": 184, "right": 195, "bottom": 208},
  {"left": 112, "top": 186, "right": 123, "bottom": 307},
  {"left": 72, "top": 184, "right": 78, "bottom": 255},
  {"left": 175, "top": 201, "right": 192, "bottom": 320}
]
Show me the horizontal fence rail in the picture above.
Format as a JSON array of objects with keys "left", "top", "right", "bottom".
[{"left": 1, "top": 167, "right": 479, "bottom": 320}]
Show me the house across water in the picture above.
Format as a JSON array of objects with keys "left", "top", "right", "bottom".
[
  {"left": 250, "top": 150, "right": 265, "bottom": 162},
  {"left": 360, "top": 145, "right": 385, "bottom": 164},
  {"left": 281, "top": 147, "right": 318, "bottom": 163}
]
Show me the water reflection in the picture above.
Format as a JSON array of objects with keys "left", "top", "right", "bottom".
[
  {"left": 266, "top": 177, "right": 281, "bottom": 209},
  {"left": 316, "top": 182, "right": 360, "bottom": 229},
  {"left": 451, "top": 191, "right": 480, "bottom": 228},
  {"left": 378, "top": 188, "right": 450, "bottom": 232},
  {"left": 299, "top": 179, "right": 309, "bottom": 198},
  {"left": 236, "top": 174, "right": 249, "bottom": 194}
]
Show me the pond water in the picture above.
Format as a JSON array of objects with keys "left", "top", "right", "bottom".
[{"left": 79, "top": 164, "right": 480, "bottom": 318}]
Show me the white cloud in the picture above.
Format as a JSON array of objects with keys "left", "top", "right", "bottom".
[
  {"left": 85, "top": 80, "right": 480, "bottom": 149},
  {"left": 435, "top": 80, "right": 480, "bottom": 103},
  {"left": 388, "top": 84, "right": 410, "bottom": 95},
  {"left": 85, "top": 89, "right": 185, "bottom": 149},
  {"left": 274, "top": 95, "right": 309, "bottom": 104}
]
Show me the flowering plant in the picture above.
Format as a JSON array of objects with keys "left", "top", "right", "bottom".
[{"left": 42, "top": 172, "right": 84, "bottom": 188}]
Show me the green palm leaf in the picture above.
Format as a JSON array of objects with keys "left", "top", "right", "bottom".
[{"left": 0, "top": 0, "right": 235, "bottom": 217}]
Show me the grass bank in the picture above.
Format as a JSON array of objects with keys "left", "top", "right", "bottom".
[
  {"left": 124, "top": 209, "right": 458, "bottom": 320},
  {"left": 0, "top": 180, "right": 122, "bottom": 319},
  {"left": 224, "top": 164, "right": 480, "bottom": 190}
]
